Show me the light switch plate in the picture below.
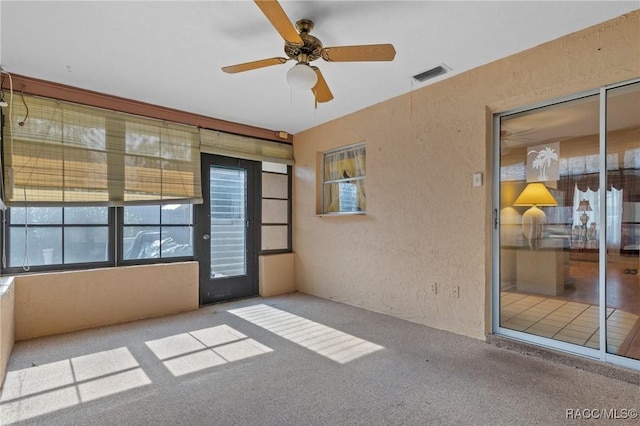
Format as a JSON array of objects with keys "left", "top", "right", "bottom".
[{"left": 472, "top": 173, "right": 483, "bottom": 187}]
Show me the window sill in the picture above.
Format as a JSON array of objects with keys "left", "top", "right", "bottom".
[{"left": 316, "top": 211, "right": 366, "bottom": 217}]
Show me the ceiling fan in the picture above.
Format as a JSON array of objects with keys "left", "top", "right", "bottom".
[{"left": 221, "top": 0, "right": 396, "bottom": 105}]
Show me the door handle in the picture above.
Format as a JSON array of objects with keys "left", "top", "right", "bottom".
[{"left": 202, "top": 234, "right": 210, "bottom": 240}]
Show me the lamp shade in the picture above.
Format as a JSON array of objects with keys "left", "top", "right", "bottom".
[
  {"left": 577, "top": 199, "right": 592, "bottom": 212},
  {"left": 286, "top": 62, "right": 318, "bottom": 91},
  {"left": 513, "top": 183, "right": 558, "bottom": 207}
]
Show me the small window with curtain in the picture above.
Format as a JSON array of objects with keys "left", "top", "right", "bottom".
[{"left": 322, "top": 143, "right": 366, "bottom": 214}]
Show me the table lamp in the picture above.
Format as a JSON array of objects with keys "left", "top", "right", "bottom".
[
  {"left": 513, "top": 182, "right": 558, "bottom": 249},
  {"left": 577, "top": 199, "right": 592, "bottom": 241}
]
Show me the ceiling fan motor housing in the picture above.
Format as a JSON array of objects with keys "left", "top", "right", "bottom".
[{"left": 284, "top": 19, "right": 322, "bottom": 63}]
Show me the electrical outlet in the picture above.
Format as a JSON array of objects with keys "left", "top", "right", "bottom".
[
  {"left": 451, "top": 286, "right": 459, "bottom": 298},
  {"left": 431, "top": 283, "right": 438, "bottom": 294}
]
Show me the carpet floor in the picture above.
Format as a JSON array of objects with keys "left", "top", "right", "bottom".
[{"left": 1, "top": 292, "right": 639, "bottom": 425}]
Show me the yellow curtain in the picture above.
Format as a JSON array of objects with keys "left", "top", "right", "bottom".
[{"left": 323, "top": 144, "right": 366, "bottom": 212}]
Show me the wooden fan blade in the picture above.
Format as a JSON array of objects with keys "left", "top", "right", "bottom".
[
  {"left": 311, "top": 67, "right": 334, "bottom": 104},
  {"left": 254, "top": 0, "right": 303, "bottom": 45},
  {"left": 321, "top": 44, "right": 396, "bottom": 62},
  {"left": 222, "top": 57, "right": 289, "bottom": 74}
]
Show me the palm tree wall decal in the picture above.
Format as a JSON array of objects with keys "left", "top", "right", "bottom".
[{"left": 528, "top": 146, "right": 559, "bottom": 181}]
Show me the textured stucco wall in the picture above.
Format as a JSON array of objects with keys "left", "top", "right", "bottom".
[
  {"left": 0, "top": 278, "right": 15, "bottom": 387},
  {"left": 14, "top": 262, "right": 199, "bottom": 340},
  {"left": 292, "top": 11, "right": 640, "bottom": 339},
  {"left": 259, "top": 253, "right": 296, "bottom": 297}
]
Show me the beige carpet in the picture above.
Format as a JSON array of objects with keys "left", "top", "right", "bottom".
[{"left": 1, "top": 292, "right": 639, "bottom": 425}]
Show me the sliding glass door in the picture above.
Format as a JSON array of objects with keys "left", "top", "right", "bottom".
[
  {"left": 605, "top": 82, "right": 640, "bottom": 362},
  {"left": 495, "top": 79, "right": 640, "bottom": 368}
]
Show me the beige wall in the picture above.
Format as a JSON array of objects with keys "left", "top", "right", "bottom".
[
  {"left": 259, "top": 253, "right": 296, "bottom": 297},
  {"left": 293, "top": 11, "right": 640, "bottom": 340},
  {"left": 0, "top": 278, "right": 15, "bottom": 387},
  {"left": 14, "top": 262, "right": 199, "bottom": 340}
]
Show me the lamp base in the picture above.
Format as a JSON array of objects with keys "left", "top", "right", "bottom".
[
  {"left": 521, "top": 205, "right": 547, "bottom": 249},
  {"left": 580, "top": 213, "right": 589, "bottom": 226}
]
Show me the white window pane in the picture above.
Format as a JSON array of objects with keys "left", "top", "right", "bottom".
[
  {"left": 210, "top": 166, "right": 247, "bottom": 278},
  {"left": 64, "top": 207, "right": 108, "bottom": 224},
  {"left": 262, "top": 199, "right": 288, "bottom": 224},
  {"left": 123, "top": 204, "right": 194, "bottom": 261},
  {"left": 9, "top": 227, "right": 62, "bottom": 266},
  {"left": 339, "top": 182, "right": 358, "bottom": 212},
  {"left": 161, "top": 226, "right": 194, "bottom": 258},
  {"left": 123, "top": 226, "right": 193, "bottom": 260},
  {"left": 124, "top": 206, "right": 160, "bottom": 224},
  {"left": 262, "top": 162, "right": 288, "bottom": 174},
  {"left": 323, "top": 181, "right": 365, "bottom": 213},
  {"left": 262, "top": 173, "right": 288, "bottom": 199},
  {"left": 11, "top": 207, "right": 62, "bottom": 224},
  {"left": 261, "top": 226, "right": 288, "bottom": 251},
  {"left": 161, "top": 204, "right": 192, "bottom": 224},
  {"left": 123, "top": 226, "right": 161, "bottom": 259},
  {"left": 64, "top": 227, "right": 109, "bottom": 263}
]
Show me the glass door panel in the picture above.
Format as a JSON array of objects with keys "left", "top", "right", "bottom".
[
  {"left": 499, "top": 94, "right": 601, "bottom": 348},
  {"left": 606, "top": 81, "right": 640, "bottom": 360},
  {"left": 210, "top": 166, "right": 247, "bottom": 278}
]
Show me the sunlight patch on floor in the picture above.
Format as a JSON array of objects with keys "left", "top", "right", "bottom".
[
  {"left": 145, "top": 324, "right": 273, "bottom": 376},
  {"left": 228, "top": 304, "right": 384, "bottom": 364},
  {"left": 0, "top": 347, "right": 150, "bottom": 425}
]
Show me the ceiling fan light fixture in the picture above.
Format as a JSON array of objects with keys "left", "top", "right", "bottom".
[{"left": 286, "top": 62, "right": 317, "bottom": 91}]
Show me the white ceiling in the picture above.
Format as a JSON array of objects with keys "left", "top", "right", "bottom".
[{"left": 1, "top": 1, "right": 638, "bottom": 135}]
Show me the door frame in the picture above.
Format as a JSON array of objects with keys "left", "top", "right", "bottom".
[{"left": 196, "top": 154, "right": 261, "bottom": 305}]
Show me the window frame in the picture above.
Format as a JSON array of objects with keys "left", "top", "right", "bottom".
[
  {"left": 1, "top": 206, "right": 116, "bottom": 274},
  {"left": 260, "top": 164, "right": 292, "bottom": 254},
  {"left": 321, "top": 142, "right": 366, "bottom": 215},
  {"left": 0, "top": 203, "right": 197, "bottom": 274},
  {"left": 117, "top": 204, "right": 196, "bottom": 266}
]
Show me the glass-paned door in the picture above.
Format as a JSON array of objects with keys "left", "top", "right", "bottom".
[
  {"left": 498, "top": 94, "right": 602, "bottom": 352},
  {"left": 606, "top": 81, "right": 640, "bottom": 361},
  {"left": 197, "top": 154, "right": 260, "bottom": 305},
  {"left": 497, "top": 79, "right": 640, "bottom": 370}
]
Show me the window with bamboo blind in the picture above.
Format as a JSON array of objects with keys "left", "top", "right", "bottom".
[
  {"left": 3, "top": 95, "right": 202, "bottom": 206},
  {"left": 0, "top": 94, "right": 294, "bottom": 272}
]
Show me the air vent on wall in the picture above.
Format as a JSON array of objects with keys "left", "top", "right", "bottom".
[{"left": 413, "top": 64, "right": 450, "bottom": 83}]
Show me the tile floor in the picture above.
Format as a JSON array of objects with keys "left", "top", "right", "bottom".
[{"left": 501, "top": 291, "right": 639, "bottom": 354}]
